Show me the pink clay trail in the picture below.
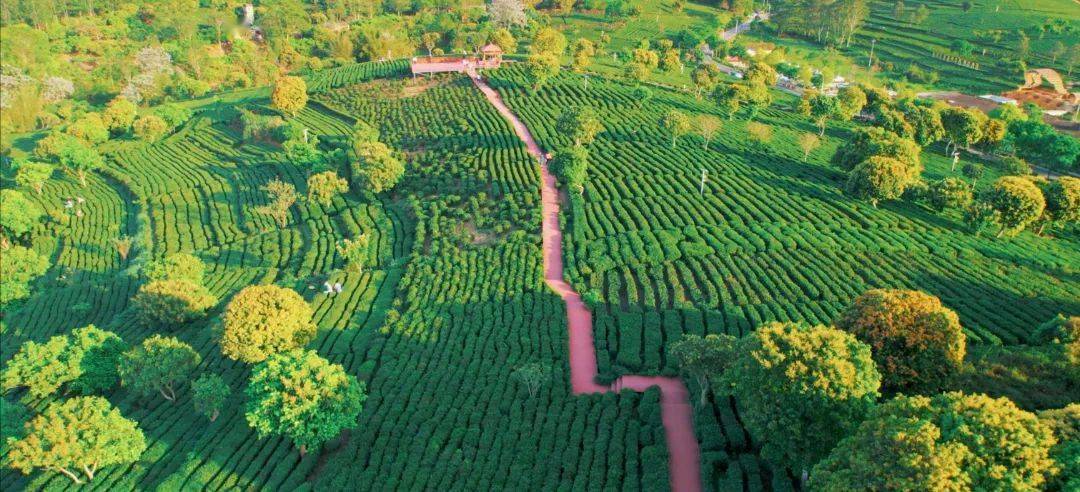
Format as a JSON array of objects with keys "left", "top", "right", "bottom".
[{"left": 471, "top": 73, "right": 702, "bottom": 492}]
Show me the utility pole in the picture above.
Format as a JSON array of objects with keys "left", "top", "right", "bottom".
[
  {"left": 699, "top": 168, "right": 708, "bottom": 195},
  {"left": 583, "top": 74, "right": 589, "bottom": 90},
  {"left": 868, "top": 39, "right": 876, "bottom": 68}
]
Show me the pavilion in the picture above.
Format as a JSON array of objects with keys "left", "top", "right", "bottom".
[{"left": 410, "top": 44, "right": 504, "bottom": 76}]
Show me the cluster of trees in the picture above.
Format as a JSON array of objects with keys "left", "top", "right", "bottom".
[
  {"left": 770, "top": 0, "right": 870, "bottom": 47},
  {"left": 3, "top": 276, "right": 369, "bottom": 483},
  {"left": 0, "top": 186, "right": 49, "bottom": 308},
  {"left": 671, "top": 288, "right": 1076, "bottom": 488}
]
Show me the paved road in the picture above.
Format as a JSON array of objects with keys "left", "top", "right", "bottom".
[{"left": 471, "top": 72, "right": 703, "bottom": 492}]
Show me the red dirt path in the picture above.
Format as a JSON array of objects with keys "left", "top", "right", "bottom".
[{"left": 471, "top": 74, "right": 703, "bottom": 492}]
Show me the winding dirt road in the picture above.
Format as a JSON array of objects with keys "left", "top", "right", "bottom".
[{"left": 471, "top": 74, "right": 702, "bottom": 492}]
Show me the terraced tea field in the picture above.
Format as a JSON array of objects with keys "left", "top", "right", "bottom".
[
  {"left": 1, "top": 68, "right": 671, "bottom": 491},
  {"left": 484, "top": 64, "right": 1080, "bottom": 490}
]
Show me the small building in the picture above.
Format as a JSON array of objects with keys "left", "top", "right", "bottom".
[{"left": 410, "top": 45, "right": 503, "bottom": 76}]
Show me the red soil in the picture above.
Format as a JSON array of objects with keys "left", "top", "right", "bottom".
[{"left": 472, "top": 74, "right": 703, "bottom": 492}]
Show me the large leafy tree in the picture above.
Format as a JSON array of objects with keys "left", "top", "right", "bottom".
[
  {"left": 102, "top": 97, "right": 137, "bottom": 134},
  {"left": 798, "top": 89, "right": 842, "bottom": 136},
  {"left": 556, "top": 106, "right": 603, "bottom": 147},
  {"left": 928, "top": 177, "right": 973, "bottom": 213},
  {"left": 119, "top": 335, "right": 202, "bottom": 401},
  {"left": 245, "top": 349, "right": 366, "bottom": 456},
  {"left": 986, "top": 176, "right": 1045, "bottom": 237},
  {"left": 940, "top": 106, "right": 985, "bottom": 156},
  {"left": 1039, "top": 404, "right": 1079, "bottom": 492},
  {"left": 837, "top": 289, "right": 966, "bottom": 393},
  {"left": 662, "top": 110, "right": 692, "bottom": 148},
  {"left": 221, "top": 284, "right": 316, "bottom": 363},
  {"left": 1041, "top": 176, "right": 1080, "bottom": 233},
  {"left": 549, "top": 146, "right": 589, "bottom": 192},
  {"left": 526, "top": 52, "right": 561, "bottom": 90},
  {"left": 351, "top": 141, "right": 404, "bottom": 194},
  {"left": 271, "top": 76, "right": 308, "bottom": 117},
  {"left": 306, "top": 171, "right": 349, "bottom": 207},
  {"left": 0, "top": 245, "right": 49, "bottom": 306},
  {"left": 2, "top": 325, "right": 126, "bottom": 398},
  {"left": 7, "top": 396, "right": 147, "bottom": 484},
  {"left": 845, "top": 155, "right": 912, "bottom": 207},
  {"left": 132, "top": 279, "right": 217, "bottom": 328},
  {"left": 0, "top": 189, "right": 44, "bottom": 241},
  {"left": 56, "top": 138, "right": 104, "bottom": 187},
  {"left": 669, "top": 333, "right": 735, "bottom": 406},
  {"left": 718, "top": 322, "right": 881, "bottom": 477},
  {"left": 13, "top": 161, "right": 54, "bottom": 195},
  {"left": 832, "top": 127, "right": 922, "bottom": 176},
  {"left": 813, "top": 392, "right": 1058, "bottom": 491}
]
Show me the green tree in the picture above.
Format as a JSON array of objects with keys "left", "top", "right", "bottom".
[
  {"left": 718, "top": 322, "right": 881, "bottom": 477},
  {"left": 192, "top": 373, "right": 231, "bottom": 422},
  {"left": 846, "top": 155, "right": 913, "bottom": 207},
  {"left": 986, "top": 176, "right": 1045, "bottom": 236},
  {"left": 928, "top": 177, "right": 973, "bottom": 213},
  {"left": 0, "top": 245, "right": 49, "bottom": 307},
  {"left": 837, "top": 289, "right": 966, "bottom": 393},
  {"left": 531, "top": 27, "right": 567, "bottom": 55},
  {"left": 134, "top": 114, "right": 169, "bottom": 142},
  {"left": 832, "top": 127, "right": 922, "bottom": 177},
  {"left": 57, "top": 138, "right": 104, "bottom": 187},
  {"left": 102, "top": 97, "right": 137, "bottom": 134},
  {"left": 307, "top": 171, "right": 349, "bottom": 207},
  {"left": 901, "top": 103, "right": 945, "bottom": 146},
  {"left": 144, "top": 252, "right": 205, "bottom": 284},
  {"left": 132, "top": 279, "right": 217, "bottom": 328},
  {"left": 527, "top": 52, "right": 561, "bottom": 90},
  {"left": 0, "top": 189, "right": 44, "bottom": 241},
  {"left": 662, "top": 110, "right": 692, "bottom": 148},
  {"left": 271, "top": 76, "right": 308, "bottom": 117},
  {"left": 556, "top": 106, "right": 603, "bottom": 146},
  {"left": 571, "top": 38, "right": 595, "bottom": 72},
  {"left": 6, "top": 396, "right": 146, "bottom": 484},
  {"left": 245, "top": 349, "right": 366, "bottom": 456},
  {"left": 2, "top": 325, "right": 125, "bottom": 398},
  {"left": 221, "top": 284, "right": 316, "bottom": 363},
  {"left": 691, "top": 63, "right": 722, "bottom": 98},
  {"left": 1041, "top": 176, "right": 1080, "bottom": 232},
  {"left": 961, "top": 162, "right": 984, "bottom": 187},
  {"left": 798, "top": 89, "right": 842, "bottom": 136},
  {"left": 1039, "top": 404, "right": 1080, "bottom": 492},
  {"left": 511, "top": 362, "right": 549, "bottom": 398},
  {"left": 813, "top": 392, "right": 1057, "bottom": 491},
  {"left": 67, "top": 113, "right": 110, "bottom": 145},
  {"left": 351, "top": 141, "right": 404, "bottom": 193},
  {"left": 549, "top": 146, "right": 589, "bottom": 192},
  {"left": 696, "top": 115, "right": 722, "bottom": 150},
  {"left": 255, "top": 178, "right": 299, "bottom": 228},
  {"left": 669, "top": 333, "right": 735, "bottom": 406},
  {"left": 941, "top": 106, "right": 985, "bottom": 158},
  {"left": 119, "top": 335, "right": 201, "bottom": 401},
  {"left": 489, "top": 28, "right": 517, "bottom": 53},
  {"left": 13, "top": 161, "right": 54, "bottom": 195},
  {"left": 837, "top": 85, "right": 868, "bottom": 120},
  {"left": 337, "top": 233, "right": 370, "bottom": 273}
]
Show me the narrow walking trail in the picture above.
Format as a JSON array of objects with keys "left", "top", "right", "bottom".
[{"left": 471, "top": 74, "right": 702, "bottom": 492}]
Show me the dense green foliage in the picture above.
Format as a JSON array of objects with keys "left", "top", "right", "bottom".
[
  {"left": 718, "top": 322, "right": 881, "bottom": 473},
  {"left": 836, "top": 289, "right": 966, "bottom": 394},
  {"left": 246, "top": 349, "right": 366, "bottom": 455},
  {"left": 813, "top": 392, "right": 1058, "bottom": 491},
  {"left": 119, "top": 335, "right": 201, "bottom": 401},
  {"left": 2, "top": 325, "right": 125, "bottom": 398},
  {"left": 220, "top": 284, "right": 316, "bottom": 363},
  {"left": 6, "top": 397, "right": 146, "bottom": 484}
]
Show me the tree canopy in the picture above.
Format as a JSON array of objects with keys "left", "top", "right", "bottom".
[
  {"left": 813, "top": 392, "right": 1057, "bottom": 491},
  {"left": 119, "top": 335, "right": 202, "bottom": 401},
  {"left": 7, "top": 396, "right": 146, "bottom": 484},
  {"left": 718, "top": 322, "right": 881, "bottom": 473},
  {"left": 837, "top": 289, "right": 966, "bottom": 393},
  {"left": 271, "top": 76, "right": 308, "bottom": 117},
  {"left": 132, "top": 279, "right": 217, "bottom": 328},
  {"left": 2, "top": 325, "right": 126, "bottom": 398},
  {"left": 245, "top": 349, "right": 366, "bottom": 455},
  {"left": 0, "top": 245, "right": 49, "bottom": 307},
  {"left": 221, "top": 284, "right": 316, "bottom": 363}
]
